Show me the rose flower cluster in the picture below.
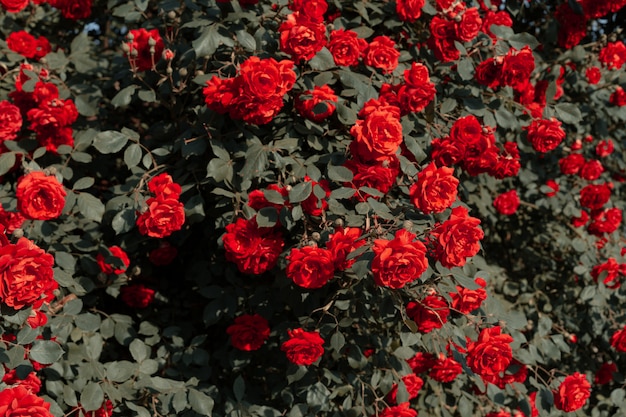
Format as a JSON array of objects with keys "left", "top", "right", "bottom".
[{"left": 136, "top": 173, "right": 185, "bottom": 238}]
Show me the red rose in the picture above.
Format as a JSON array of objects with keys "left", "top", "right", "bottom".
[
  {"left": 328, "top": 29, "right": 367, "bottom": 67},
  {"left": 0, "top": 237, "right": 56, "bottom": 310},
  {"left": 148, "top": 241, "right": 178, "bottom": 266},
  {"left": 386, "top": 374, "right": 423, "bottom": 404},
  {"left": 587, "top": 208, "right": 622, "bottom": 236},
  {"left": 430, "top": 206, "right": 484, "bottom": 268},
  {"left": 544, "top": 179, "right": 559, "bottom": 197},
  {"left": 0, "top": 386, "right": 53, "bottom": 417},
  {"left": 222, "top": 217, "right": 284, "bottom": 275},
  {"left": 596, "top": 139, "right": 614, "bottom": 157},
  {"left": 55, "top": 0, "right": 92, "bottom": 19},
  {"left": 482, "top": 10, "right": 513, "bottom": 42},
  {"left": 378, "top": 403, "right": 418, "bottom": 417},
  {"left": 279, "top": 13, "right": 327, "bottom": 62},
  {"left": 450, "top": 277, "right": 487, "bottom": 314},
  {"left": 611, "top": 325, "right": 626, "bottom": 352},
  {"left": 579, "top": 183, "right": 611, "bottom": 210},
  {"left": 344, "top": 157, "right": 400, "bottom": 200},
  {"left": 300, "top": 177, "right": 330, "bottom": 216},
  {"left": 466, "top": 326, "right": 513, "bottom": 377},
  {"left": 326, "top": 227, "right": 366, "bottom": 270},
  {"left": 226, "top": 314, "right": 271, "bottom": 351},
  {"left": 553, "top": 373, "right": 591, "bottom": 412},
  {"left": 555, "top": 2, "right": 587, "bottom": 49},
  {"left": 96, "top": 246, "right": 130, "bottom": 275},
  {"left": 406, "top": 294, "right": 450, "bottom": 333},
  {"left": 0, "top": 0, "right": 29, "bottom": 12},
  {"left": 248, "top": 184, "right": 289, "bottom": 211},
  {"left": 148, "top": 173, "right": 182, "bottom": 198},
  {"left": 0, "top": 101, "right": 23, "bottom": 141},
  {"left": 429, "top": 354, "right": 463, "bottom": 382},
  {"left": 398, "top": 63, "right": 436, "bottom": 113},
  {"left": 0, "top": 208, "right": 24, "bottom": 234},
  {"left": 363, "top": 36, "right": 400, "bottom": 74},
  {"left": 502, "top": 46, "right": 535, "bottom": 92},
  {"left": 490, "top": 142, "right": 521, "bottom": 179},
  {"left": 6, "top": 31, "right": 37, "bottom": 58},
  {"left": 120, "top": 284, "right": 155, "bottom": 308},
  {"left": 280, "top": 328, "right": 324, "bottom": 365},
  {"left": 286, "top": 246, "right": 335, "bottom": 289},
  {"left": 295, "top": 85, "right": 337, "bottom": 122},
  {"left": 493, "top": 190, "right": 520, "bottom": 215},
  {"left": 585, "top": 66, "right": 602, "bottom": 84},
  {"left": 599, "top": 41, "right": 626, "bottom": 70},
  {"left": 410, "top": 163, "right": 459, "bottom": 214},
  {"left": 125, "top": 28, "right": 164, "bottom": 72},
  {"left": 525, "top": 118, "right": 565, "bottom": 153},
  {"left": 456, "top": 7, "right": 482, "bottom": 42},
  {"left": 578, "top": 159, "right": 604, "bottom": 181},
  {"left": 571, "top": 210, "right": 589, "bottom": 227},
  {"left": 559, "top": 153, "right": 585, "bottom": 175},
  {"left": 475, "top": 57, "right": 504, "bottom": 89},
  {"left": 407, "top": 352, "right": 436, "bottom": 374},
  {"left": 290, "top": 0, "right": 327, "bottom": 22},
  {"left": 395, "top": 0, "right": 425, "bottom": 22},
  {"left": 16, "top": 171, "right": 66, "bottom": 220},
  {"left": 372, "top": 229, "right": 428, "bottom": 289},
  {"left": 610, "top": 86, "right": 626, "bottom": 106},
  {"left": 27, "top": 98, "right": 79, "bottom": 152},
  {"left": 2, "top": 369, "right": 42, "bottom": 393},
  {"left": 595, "top": 362, "right": 617, "bottom": 385},
  {"left": 430, "top": 137, "right": 465, "bottom": 167},
  {"left": 137, "top": 195, "right": 185, "bottom": 238},
  {"left": 350, "top": 106, "right": 403, "bottom": 162}
]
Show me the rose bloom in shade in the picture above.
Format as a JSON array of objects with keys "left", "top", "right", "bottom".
[
  {"left": 16, "top": 171, "right": 66, "bottom": 220},
  {"left": 407, "top": 352, "right": 436, "bottom": 374},
  {"left": 281, "top": 328, "right": 324, "bottom": 366},
  {"left": 0, "top": 386, "right": 53, "bottom": 417},
  {"left": 410, "top": 163, "right": 459, "bottom": 214},
  {"left": 226, "top": 314, "right": 271, "bottom": 351},
  {"left": 148, "top": 241, "right": 178, "bottom": 266},
  {"left": 595, "top": 362, "right": 617, "bottom": 385},
  {"left": 148, "top": 173, "right": 182, "bottom": 198},
  {"left": 466, "top": 326, "right": 513, "bottom": 378},
  {"left": 328, "top": 29, "right": 367, "bottom": 67},
  {"left": 493, "top": 190, "right": 520, "bottom": 215},
  {"left": 125, "top": 28, "right": 164, "bottom": 72},
  {"left": 295, "top": 85, "right": 337, "bottom": 123},
  {"left": 585, "top": 66, "right": 602, "bottom": 84},
  {"left": 0, "top": 100, "right": 23, "bottom": 141},
  {"left": 579, "top": 183, "right": 611, "bottom": 210},
  {"left": 96, "top": 246, "right": 130, "bottom": 275},
  {"left": 378, "top": 403, "right": 418, "bottom": 417},
  {"left": 553, "top": 373, "right": 591, "bottom": 412},
  {"left": 406, "top": 294, "right": 450, "bottom": 333},
  {"left": 450, "top": 277, "right": 487, "bottom": 314},
  {"left": 430, "top": 206, "right": 484, "bottom": 268},
  {"left": 579, "top": 159, "right": 604, "bottom": 180},
  {"left": 286, "top": 246, "right": 335, "bottom": 289},
  {"left": 279, "top": 13, "right": 327, "bottom": 62},
  {"left": 596, "top": 139, "right": 614, "bottom": 157},
  {"left": 363, "top": 36, "right": 400, "bottom": 74},
  {"left": 386, "top": 373, "right": 423, "bottom": 404},
  {"left": 610, "top": 86, "right": 626, "bottom": 106},
  {"left": 559, "top": 153, "right": 585, "bottom": 175},
  {"left": 136, "top": 195, "right": 185, "bottom": 238},
  {"left": 372, "top": 229, "right": 428, "bottom": 289},
  {"left": 223, "top": 217, "right": 284, "bottom": 275},
  {"left": 525, "top": 118, "right": 566, "bottom": 153},
  {"left": 0, "top": 237, "right": 57, "bottom": 310},
  {"left": 2, "top": 369, "right": 41, "bottom": 393},
  {"left": 120, "top": 284, "right": 155, "bottom": 309},
  {"left": 429, "top": 353, "right": 463, "bottom": 382},
  {"left": 610, "top": 326, "right": 626, "bottom": 352}
]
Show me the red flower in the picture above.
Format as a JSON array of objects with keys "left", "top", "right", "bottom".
[
  {"left": 16, "top": 171, "right": 66, "bottom": 220},
  {"left": 525, "top": 118, "right": 566, "bottom": 153},
  {"left": 300, "top": 177, "right": 330, "bottom": 216},
  {"left": 0, "top": 386, "right": 53, "bottom": 417},
  {"left": 466, "top": 326, "right": 513, "bottom": 378},
  {"left": 429, "top": 354, "right": 463, "bottom": 382},
  {"left": 611, "top": 326, "right": 626, "bottom": 352},
  {"left": 596, "top": 139, "right": 614, "bottom": 157},
  {"left": 344, "top": 157, "right": 400, "bottom": 200},
  {"left": 585, "top": 66, "right": 602, "bottom": 84},
  {"left": 595, "top": 362, "right": 617, "bottom": 385},
  {"left": 378, "top": 403, "right": 418, "bottom": 417},
  {"left": 148, "top": 173, "right": 182, "bottom": 199},
  {"left": 430, "top": 206, "right": 484, "bottom": 268},
  {"left": 279, "top": 13, "right": 327, "bottom": 62},
  {"left": 493, "top": 190, "right": 520, "bottom": 215},
  {"left": 289, "top": 0, "right": 327, "bottom": 22},
  {"left": 326, "top": 227, "right": 366, "bottom": 270},
  {"left": 0, "top": 0, "right": 29, "bottom": 13},
  {"left": 579, "top": 159, "right": 604, "bottom": 180},
  {"left": 148, "top": 241, "right": 178, "bottom": 266},
  {"left": 587, "top": 208, "right": 622, "bottom": 236},
  {"left": 0, "top": 100, "right": 23, "bottom": 141},
  {"left": 544, "top": 180, "right": 559, "bottom": 197},
  {"left": 248, "top": 184, "right": 289, "bottom": 211},
  {"left": 350, "top": 105, "right": 403, "bottom": 162},
  {"left": 222, "top": 217, "right": 284, "bottom": 275},
  {"left": 286, "top": 246, "right": 334, "bottom": 289},
  {"left": 53, "top": 0, "right": 93, "bottom": 19},
  {"left": 6, "top": 31, "right": 50, "bottom": 60},
  {"left": 407, "top": 352, "right": 437, "bottom": 374},
  {"left": 571, "top": 210, "right": 589, "bottom": 227},
  {"left": 482, "top": 10, "right": 513, "bottom": 42},
  {"left": 363, "top": 36, "right": 400, "bottom": 74},
  {"left": 396, "top": 0, "right": 424, "bottom": 21},
  {"left": 599, "top": 41, "right": 626, "bottom": 70},
  {"left": 553, "top": 373, "right": 591, "bottom": 412},
  {"left": 372, "top": 229, "right": 428, "bottom": 289},
  {"left": 125, "top": 28, "right": 164, "bottom": 72},
  {"left": 502, "top": 46, "right": 535, "bottom": 92},
  {"left": 136, "top": 195, "right": 185, "bottom": 238},
  {"left": 610, "top": 86, "right": 626, "bottom": 106},
  {"left": 406, "top": 294, "right": 450, "bottom": 333},
  {"left": 2, "top": 369, "right": 42, "bottom": 393},
  {"left": 328, "top": 29, "right": 367, "bottom": 67},
  {"left": 295, "top": 85, "right": 337, "bottom": 122},
  {"left": 398, "top": 63, "right": 436, "bottom": 114},
  {"left": 456, "top": 7, "right": 482, "bottom": 42},
  {"left": 559, "top": 153, "right": 585, "bottom": 175},
  {"left": 96, "top": 246, "right": 130, "bottom": 275},
  {"left": 579, "top": 183, "right": 611, "bottom": 210},
  {"left": 280, "top": 328, "right": 324, "bottom": 365},
  {"left": 386, "top": 374, "right": 423, "bottom": 404},
  {"left": 226, "top": 314, "right": 271, "bottom": 351},
  {"left": 475, "top": 57, "right": 504, "bottom": 89},
  {"left": 450, "top": 277, "right": 487, "bottom": 314},
  {"left": 410, "top": 163, "right": 459, "bottom": 214},
  {"left": 120, "top": 284, "right": 155, "bottom": 308}
]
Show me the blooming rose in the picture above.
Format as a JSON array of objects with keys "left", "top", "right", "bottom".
[
  {"left": 406, "top": 294, "right": 450, "bottom": 333},
  {"left": 96, "top": 246, "right": 131, "bottom": 275},
  {"left": 596, "top": 139, "right": 614, "bottom": 157},
  {"left": 120, "top": 284, "right": 155, "bottom": 308},
  {"left": 493, "top": 190, "right": 520, "bottom": 215},
  {"left": 398, "top": 63, "right": 436, "bottom": 114},
  {"left": 610, "top": 86, "right": 626, "bottom": 106},
  {"left": 281, "top": 328, "right": 324, "bottom": 365},
  {"left": 16, "top": 171, "right": 66, "bottom": 220},
  {"left": 407, "top": 352, "right": 437, "bottom": 374},
  {"left": 125, "top": 28, "right": 164, "bottom": 71},
  {"left": 6, "top": 31, "right": 50, "bottom": 60},
  {"left": 430, "top": 137, "right": 465, "bottom": 167},
  {"left": 344, "top": 157, "right": 399, "bottom": 200},
  {"left": 611, "top": 326, "right": 626, "bottom": 351},
  {"left": 475, "top": 58, "right": 504, "bottom": 89},
  {"left": 300, "top": 177, "right": 330, "bottom": 216},
  {"left": 585, "top": 66, "right": 602, "bottom": 84},
  {"left": 136, "top": 195, "right": 185, "bottom": 238},
  {"left": 491, "top": 142, "right": 521, "bottom": 179},
  {"left": 579, "top": 183, "right": 611, "bottom": 210},
  {"left": 295, "top": 85, "right": 337, "bottom": 122},
  {"left": 559, "top": 153, "right": 585, "bottom": 175},
  {"left": 0, "top": 0, "right": 29, "bottom": 12},
  {"left": 386, "top": 374, "right": 423, "bottom": 404},
  {"left": 279, "top": 13, "right": 327, "bottom": 62},
  {"left": 0, "top": 101, "right": 23, "bottom": 141},
  {"left": 456, "top": 7, "right": 482, "bottom": 42},
  {"left": 525, "top": 118, "right": 566, "bottom": 153},
  {"left": 363, "top": 36, "right": 400, "bottom": 74},
  {"left": 553, "top": 373, "right": 591, "bottom": 412},
  {"left": 148, "top": 241, "right": 178, "bottom": 266},
  {"left": 226, "top": 314, "right": 271, "bottom": 351},
  {"left": 599, "top": 41, "right": 626, "bottom": 70},
  {"left": 0, "top": 386, "right": 53, "bottom": 417},
  {"left": 410, "top": 163, "right": 459, "bottom": 214},
  {"left": 290, "top": 0, "right": 327, "bottom": 22},
  {"left": 579, "top": 159, "right": 604, "bottom": 180},
  {"left": 502, "top": 46, "right": 535, "bottom": 91},
  {"left": 466, "top": 326, "right": 513, "bottom": 377},
  {"left": 587, "top": 207, "right": 622, "bottom": 236},
  {"left": 430, "top": 206, "right": 484, "bottom": 268},
  {"left": 544, "top": 180, "right": 559, "bottom": 197},
  {"left": 595, "top": 362, "right": 617, "bottom": 385},
  {"left": 222, "top": 217, "right": 284, "bottom": 275},
  {"left": 396, "top": 0, "right": 425, "bottom": 22},
  {"left": 247, "top": 184, "right": 289, "bottom": 211},
  {"left": 148, "top": 173, "right": 182, "bottom": 198},
  {"left": 326, "top": 227, "right": 366, "bottom": 270},
  {"left": 350, "top": 106, "right": 403, "bottom": 162},
  {"left": 2, "top": 369, "right": 42, "bottom": 393},
  {"left": 372, "top": 229, "right": 428, "bottom": 289},
  {"left": 328, "top": 29, "right": 367, "bottom": 67},
  {"left": 450, "top": 277, "right": 487, "bottom": 314},
  {"left": 54, "top": 0, "right": 93, "bottom": 19},
  {"left": 481, "top": 10, "right": 513, "bottom": 42},
  {"left": 286, "top": 246, "right": 335, "bottom": 289},
  {"left": 429, "top": 354, "right": 463, "bottom": 382},
  {"left": 378, "top": 403, "right": 418, "bottom": 417}
]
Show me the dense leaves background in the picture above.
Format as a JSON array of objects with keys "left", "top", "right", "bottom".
[{"left": 0, "top": 0, "right": 625, "bottom": 416}]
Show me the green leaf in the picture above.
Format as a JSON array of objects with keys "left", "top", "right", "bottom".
[
  {"left": 236, "top": 29, "right": 257, "bottom": 51},
  {"left": 309, "top": 47, "right": 336, "bottom": 71},
  {"left": 77, "top": 193, "right": 105, "bottom": 222},
  {"left": 172, "top": 391, "right": 187, "bottom": 413},
  {"left": 206, "top": 158, "right": 233, "bottom": 182},
  {"left": 256, "top": 207, "right": 278, "bottom": 227},
  {"left": 75, "top": 313, "right": 102, "bottom": 332},
  {"left": 233, "top": 375, "right": 245, "bottom": 402},
  {"left": 555, "top": 103, "right": 582, "bottom": 124},
  {"left": 112, "top": 208, "right": 136, "bottom": 235},
  {"left": 137, "top": 89, "right": 156, "bottom": 102},
  {"left": 93, "top": 130, "right": 129, "bottom": 154},
  {"left": 130, "top": 339, "right": 150, "bottom": 363},
  {"left": 29, "top": 340, "right": 64, "bottom": 364},
  {"left": 306, "top": 382, "right": 330, "bottom": 410},
  {"left": 330, "top": 187, "right": 356, "bottom": 200},
  {"left": 81, "top": 382, "right": 104, "bottom": 412},
  {"left": 106, "top": 361, "right": 136, "bottom": 382},
  {"left": 289, "top": 182, "right": 312, "bottom": 204},
  {"left": 188, "top": 389, "right": 215, "bottom": 415},
  {"left": 125, "top": 402, "right": 151, "bottom": 417},
  {"left": 72, "top": 177, "right": 95, "bottom": 190},
  {"left": 192, "top": 24, "right": 222, "bottom": 57},
  {"left": 508, "top": 32, "right": 540, "bottom": 50},
  {"left": 330, "top": 332, "right": 345, "bottom": 353},
  {"left": 0, "top": 152, "right": 16, "bottom": 176},
  {"left": 111, "top": 85, "right": 138, "bottom": 108},
  {"left": 124, "top": 143, "right": 142, "bottom": 168},
  {"left": 328, "top": 165, "right": 354, "bottom": 182},
  {"left": 55, "top": 251, "right": 76, "bottom": 272},
  {"left": 457, "top": 59, "right": 474, "bottom": 81}
]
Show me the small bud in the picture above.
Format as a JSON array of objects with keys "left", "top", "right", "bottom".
[
  {"left": 195, "top": 70, "right": 205, "bottom": 76},
  {"left": 179, "top": 67, "right": 188, "bottom": 77},
  {"left": 311, "top": 232, "right": 321, "bottom": 241},
  {"left": 162, "top": 49, "right": 175, "bottom": 60},
  {"left": 166, "top": 67, "right": 173, "bottom": 75},
  {"left": 148, "top": 37, "right": 157, "bottom": 47},
  {"left": 131, "top": 49, "right": 138, "bottom": 58},
  {"left": 167, "top": 10, "right": 176, "bottom": 19},
  {"left": 149, "top": 46, "right": 155, "bottom": 54},
  {"left": 12, "top": 228, "right": 24, "bottom": 239},
  {"left": 122, "top": 43, "right": 131, "bottom": 53},
  {"left": 403, "top": 220, "right": 413, "bottom": 230},
  {"left": 126, "top": 32, "right": 134, "bottom": 41},
  {"left": 334, "top": 218, "right": 344, "bottom": 228},
  {"left": 44, "top": 166, "right": 57, "bottom": 176},
  {"left": 306, "top": 240, "right": 317, "bottom": 247}
]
